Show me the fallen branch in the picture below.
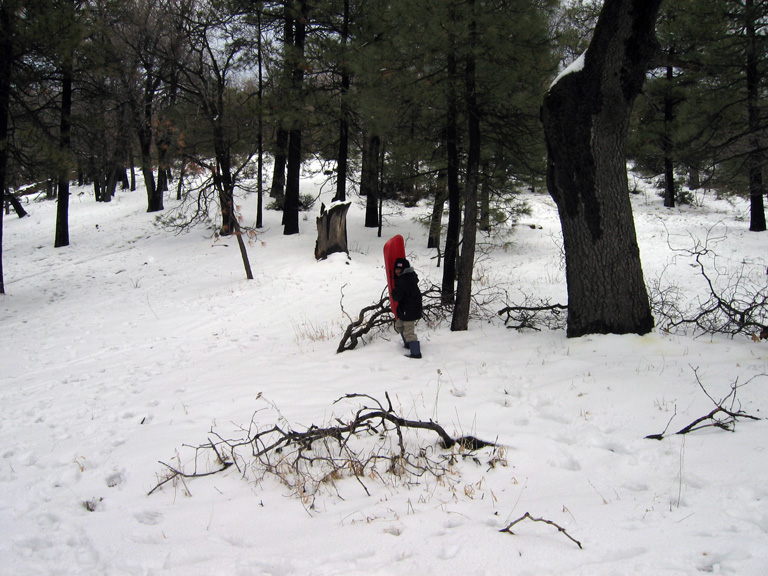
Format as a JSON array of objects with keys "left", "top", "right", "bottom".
[
  {"left": 499, "top": 512, "right": 583, "bottom": 549},
  {"left": 497, "top": 300, "right": 567, "bottom": 331},
  {"left": 651, "top": 224, "right": 768, "bottom": 338},
  {"left": 147, "top": 461, "right": 233, "bottom": 496},
  {"left": 646, "top": 367, "right": 762, "bottom": 440},
  {"left": 336, "top": 287, "right": 392, "bottom": 353},
  {"left": 148, "top": 393, "right": 496, "bottom": 502},
  {"left": 337, "top": 284, "right": 447, "bottom": 353}
]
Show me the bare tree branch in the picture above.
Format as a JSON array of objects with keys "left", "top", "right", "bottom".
[
  {"left": 148, "top": 394, "right": 496, "bottom": 500},
  {"left": 499, "top": 512, "right": 583, "bottom": 549},
  {"left": 337, "top": 284, "right": 448, "bottom": 352},
  {"left": 646, "top": 367, "right": 762, "bottom": 440},
  {"left": 651, "top": 223, "right": 768, "bottom": 338}
]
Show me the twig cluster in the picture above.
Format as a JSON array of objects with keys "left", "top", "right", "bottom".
[
  {"left": 651, "top": 225, "right": 768, "bottom": 338},
  {"left": 148, "top": 393, "right": 497, "bottom": 509},
  {"left": 645, "top": 367, "right": 762, "bottom": 440}
]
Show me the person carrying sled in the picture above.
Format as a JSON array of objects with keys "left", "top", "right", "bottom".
[{"left": 392, "top": 257, "right": 423, "bottom": 359}]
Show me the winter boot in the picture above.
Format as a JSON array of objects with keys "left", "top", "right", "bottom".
[
  {"left": 400, "top": 332, "right": 410, "bottom": 349},
  {"left": 405, "top": 340, "right": 422, "bottom": 359}
]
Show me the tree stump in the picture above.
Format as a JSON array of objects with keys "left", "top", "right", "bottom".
[
  {"left": 4, "top": 190, "right": 28, "bottom": 218},
  {"left": 315, "top": 201, "right": 350, "bottom": 260}
]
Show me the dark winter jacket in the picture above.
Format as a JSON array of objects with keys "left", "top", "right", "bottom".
[{"left": 392, "top": 268, "right": 423, "bottom": 321}]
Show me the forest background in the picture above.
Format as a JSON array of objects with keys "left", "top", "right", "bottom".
[
  {"left": 3, "top": 2, "right": 768, "bottom": 573},
  {"left": 2, "top": 0, "right": 768, "bottom": 331}
]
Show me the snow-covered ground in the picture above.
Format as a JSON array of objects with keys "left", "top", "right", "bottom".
[{"left": 2, "top": 172, "right": 767, "bottom": 575}]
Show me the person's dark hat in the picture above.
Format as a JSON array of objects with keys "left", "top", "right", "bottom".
[{"left": 394, "top": 258, "right": 410, "bottom": 270}]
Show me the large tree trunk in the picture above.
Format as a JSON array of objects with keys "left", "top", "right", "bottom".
[
  {"left": 283, "top": 127, "right": 301, "bottom": 235},
  {"left": 4, "top": 192, "right": 28, "bottom": 219},
  {"left": 333, "top": 0, "right": 350, "bottom": 203},
  {"left": 271, "top": 128, "right": 288, "bottom": 202},
  {"left": 451, "top": 0, "right": 480, "bottom": 332},
  {"left": 428, "top": 170, "right": 447, "bottom": 249},
  {"left": 214, "top": 128, "right": 235, "bottom": 236},
  {"left": 662, "top": 61, "right": 676, "bottom": 208},
  {"left": 441, "top": 51, "right": 461, "bottom": 306},
  {"left": 541, "top": 0, "right": 659, "bottom": 338},
  {"left": 0, "top": 4, "right": 12, "bottom": 294},
  {"left": 283, "top": 1, "right": 307, "bottom": 236},
  {"left": 54, "top": 61, "right": 73, "bottom": 248},
  {"left": 362, "top": 133, "right": 380, "bottom": 228},
  {"left": 141, "top": 74, "right": 163, "bottom": 213},
  {"left": 746, "top": 0, "right": 765, "bottom": 232},
  {"left": 256, "top": 10, "right": 264, "bottom": 228},
  {"left": 271, "top": 11, "right": 294, "bottom": 204}
]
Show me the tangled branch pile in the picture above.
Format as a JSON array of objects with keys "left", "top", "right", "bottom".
[
  {"left": 149, "top": 394, "right": 500, "bottom": 508},
  {"left": 337, "top": 284, "right": 447, "bottom": 352},
  {"left": 651, "top": 226, "right": 768, "bottom": 338}
]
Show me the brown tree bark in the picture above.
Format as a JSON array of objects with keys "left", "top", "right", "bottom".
[
  {"left": 362, "top": 133, "right": 380, "bottom": 228},
  {"left": 541, "top": 0, "right": 660, "bottom": 338},
  {"left": 0, "top": 3, "right": 10, "bottom": 294},
  {"left": 451, "top": 0, "right": 481, "bottom": 332},
  {"left": 746, "top": 0, "right": 765, "bottom": 232},
  {"left": 315, "top": 202, "right": 350, "bottom": 260},
  {"left": 54, "top": 60, "right": 73, "bottom": 248},
  {"left": 283, "top": 0, "right": 307, "bottom": 236},
  {"left": 441, "top": 51, "right": 461, "bottom": 307}
]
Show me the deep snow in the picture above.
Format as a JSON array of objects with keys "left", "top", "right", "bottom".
[{"left": 1, "top": 172, "right": 767, "bottom": 575}]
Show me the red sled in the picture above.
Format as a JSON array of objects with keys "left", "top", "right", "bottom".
[{"left": 383, "top": 235, "right": 406, "bottom": 317}]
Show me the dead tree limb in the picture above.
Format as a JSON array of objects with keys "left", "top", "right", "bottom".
[
  {"left": 499, "top": 512, "right": 583, "bottom": 549},
  {"left": 3, "top": 191, "right": 28, "bottom": 218},
  {"left": 337, "top": 284, "right": 448, "bottom": 353},
  {"left": 651, "top": 224, "right": 768, "bottom": 338},
  {"left": 147, "top": 461, "right": 233, "bottom": 496},
  {"left": 148, "top": 394, "right": 496, "bottom": 499},
  {"left": 646, "top": 367, "right": 762, "bottom": 440},
  {"left": 336, "top": 287, "right": 392, "bottom": 353},
  {"left": 497, "top": 299, "right": 567, "bottom": 331}
]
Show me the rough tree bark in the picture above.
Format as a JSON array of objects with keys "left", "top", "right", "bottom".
[
  {"left": 0, "top": 3, "right": 13, "bottom": 294},
  {"left": 315, "top": 202, "right": 350, "bottom": 260},
  {"left": 138, "top": 72, "right": 162, "bottom": 213},
  {"left": 362, "top": 133, "right": 380, "bottom": 228},
  {"left": 451, "top": 0, "right": 480, "bottom": 332},
  {"left": 54, "top": 60, "right": 73, "bottom": 248},
  {"left": 540, "top": 0, "right": 660, "bottom": 338},
  {"left": 441, "top": 51, "right": 461, "bottom": 306},
  {"left": 746, "top": 0, "right": 765, "bottom": 232},
  {"left": 333, "top": 0, "right": 350, "bottom": 203},
  {"left": 283, "top": 0, "right": 308, "bottom": 236}
]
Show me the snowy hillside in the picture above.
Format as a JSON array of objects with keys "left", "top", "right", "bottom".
[{"left": 1, "top": 175, "right": 767, "bottom": 575}]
